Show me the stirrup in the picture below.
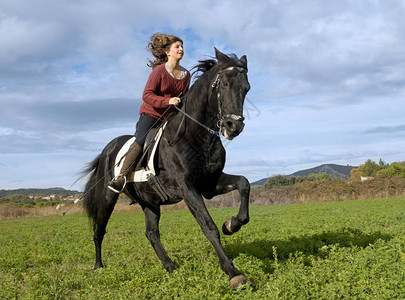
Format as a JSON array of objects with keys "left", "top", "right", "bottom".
[{"left": 107, "top": 175, "right": 127, "bottom": 194}]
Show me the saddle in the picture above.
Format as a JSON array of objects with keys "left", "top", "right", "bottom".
[{"left": 113, "top": 123, "right": 172, "bottom": 202}]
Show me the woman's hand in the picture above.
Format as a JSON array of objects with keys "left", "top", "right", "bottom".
[{"left": 169, "top": 97, "right": 181, "bottom": 105}]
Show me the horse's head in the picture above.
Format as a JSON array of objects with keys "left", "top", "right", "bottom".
[{"left": 211, "top": 48, "right": 250, "bottom": 140}]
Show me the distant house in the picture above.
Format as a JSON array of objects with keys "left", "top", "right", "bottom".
[
  {"left": 361, "top": 176, "right": 375, "bottom": 182},
  {"left": 41, "top": 194, "right": 57, "bottom": 201}
]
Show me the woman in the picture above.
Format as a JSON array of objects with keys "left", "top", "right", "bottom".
[{"left": 108, "top": 33, "right": 191, "bottom": 193}]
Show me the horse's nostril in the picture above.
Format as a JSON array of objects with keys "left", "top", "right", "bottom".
[{"left": 226, "top": 121, "right": 236, "bottom": 131}]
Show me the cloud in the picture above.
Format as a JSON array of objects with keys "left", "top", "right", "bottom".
[
  {"left": 227, "top": 1, "right": 405, "bottom": 109},
  {"left": 365, "top": 124, "right": 405, "bottom": 135},
  {"left": 0, "top": 132, "right": 94, "bottom": 154},
  {"left": 1, "top": 0, "right": 405, "bottom": 188},
  {"left": 1, "top": 98, "right": 141, "bottom": 133},
  {"left": 0, "top": 96, "right": 142, "bottom": 156}
]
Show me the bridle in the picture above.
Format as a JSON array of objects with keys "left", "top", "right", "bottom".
[
  {"left": 173, "top": 65, "right": 247, "bottom": 138},
  {"left": 211, "top": 66, "right": 246, "bottom": 133}
]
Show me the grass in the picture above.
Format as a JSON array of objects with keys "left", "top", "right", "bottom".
[{"left": 1, "top": 198, "right": 405, "bottom": 299}]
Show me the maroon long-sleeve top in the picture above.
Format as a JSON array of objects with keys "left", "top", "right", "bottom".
[{"left": 140, "top": 63, "right": 190, "bottom": 119}]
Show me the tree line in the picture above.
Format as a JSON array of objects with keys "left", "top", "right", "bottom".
[
  {"left": 0, "top": 194, "right": 75, "bottom": 208},
  {"left": 264, "top": 159, "right": 405, "bottom": 189},
  {"left": 350, "top": 159, "right": 405, "bottom": 179}
]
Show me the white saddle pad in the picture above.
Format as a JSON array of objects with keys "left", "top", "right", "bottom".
[{"left": 114, "top": 123, "right": 166, "bottom": 182}]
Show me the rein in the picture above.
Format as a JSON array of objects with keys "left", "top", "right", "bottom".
[{"left": 174, "top": 105, "right": 220, "bottom": 136}]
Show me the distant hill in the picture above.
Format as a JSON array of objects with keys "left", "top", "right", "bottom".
[
  {"left": 251, "top": 163, "right": 357, "bottom": 186},
  {"left": 0, "top": 188, "right": 80, "bottom": 198},
  {"left": 290, "top": 164, "right": 356, "bottom": 179},
  {"left": 250, "top": 178, "right": 268, "bottom": 186}
]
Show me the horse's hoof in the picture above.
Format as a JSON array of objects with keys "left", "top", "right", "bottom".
[
  {"left": 165, "top": 264, "right": 177, "bottom": 273},
  {"left": 230, "top": 275, "right": 251, "bottom": 290},
  {"left": 222, "top": 216, "right": 241, "bottom": 235}
]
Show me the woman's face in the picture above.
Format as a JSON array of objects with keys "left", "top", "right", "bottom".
[{"left": 165, "top": 41, "right": 184, "bottom": 61}]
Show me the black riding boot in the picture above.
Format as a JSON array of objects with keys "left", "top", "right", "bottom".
[{"left": 107, "top": 141, "right": 143, "bottom": 193}]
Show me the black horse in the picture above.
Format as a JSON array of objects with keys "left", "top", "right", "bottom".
[{"left": 81, "top": 49, "right": 251, "bottom": 289}]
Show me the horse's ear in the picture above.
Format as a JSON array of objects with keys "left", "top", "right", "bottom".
[
  {"left": 240, "top": 55, "right": 248, "bottom": 70},
  {"left": 214, "top": 47, "right": 229, "bottom": 63}
]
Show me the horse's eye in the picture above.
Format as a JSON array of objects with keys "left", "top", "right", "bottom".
[{"left": 223, "top": 82, "right": 229, "bottom": 87}]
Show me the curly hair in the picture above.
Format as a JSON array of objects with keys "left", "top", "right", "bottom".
[{"left": 147, "top": 33, "right": 183, "bottom": 68}]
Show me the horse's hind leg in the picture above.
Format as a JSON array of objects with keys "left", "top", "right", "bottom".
[
  {"left": 93, "top": 189, "right": 118, "bottom": 269},
  {"left": 214, "top": 173, "right": 250, "bottom": 235},
  {"left": 142, "top": 204, "right": 176, "bottom": 272}
]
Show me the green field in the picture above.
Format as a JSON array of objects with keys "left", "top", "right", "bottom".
[{"left": 1, "top": 198, "right": 405, "bottom": 299}]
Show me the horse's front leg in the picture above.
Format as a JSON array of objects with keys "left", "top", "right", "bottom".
[
  {"left": 142, "top": 204, "right": 176, "bottom": 272},
  {"left": 214, "top": 173, "right": 250, "bottom": 235},
  {"left": 183, "top": 184, "right": 250, "bottom": 289}
]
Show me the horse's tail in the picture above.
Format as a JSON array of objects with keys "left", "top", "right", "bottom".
[{"left": 81, "top": 154, "right": 102, "bottom": 226}]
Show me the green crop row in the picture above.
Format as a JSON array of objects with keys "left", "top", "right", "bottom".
[{"left": 1, "top": 198, "right": 404, "bottom": 299}]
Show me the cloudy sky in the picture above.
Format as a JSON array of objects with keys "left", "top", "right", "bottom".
[{"left": 1, "top": 0, "right": 405, "bottom": 190}]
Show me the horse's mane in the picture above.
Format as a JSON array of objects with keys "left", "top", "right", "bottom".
[
  {"left": 191, "top": 59, "right": 217, "bottom": 79},
  {"left": 191, "top": 53, "right": 243, "bottom": 81}
]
